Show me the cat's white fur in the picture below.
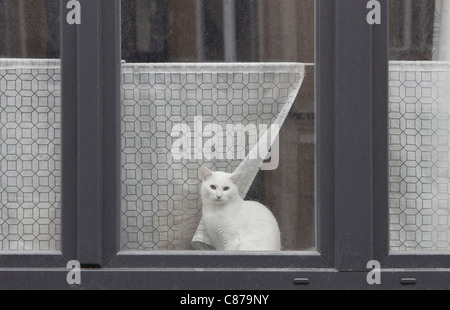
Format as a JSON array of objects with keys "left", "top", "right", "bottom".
[{"left": 200, "top": 167, "right": 281, "bottom": 251}]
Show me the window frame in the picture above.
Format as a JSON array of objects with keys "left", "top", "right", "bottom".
[
  {"left": 105, "top": 0, "right": 333, "bottom": 270},
  {"left": 73, "top": 0, "right": 341, "bottom": 270},
  {"left": 3, "top": 0, "right": 450, "bottom": 289}
]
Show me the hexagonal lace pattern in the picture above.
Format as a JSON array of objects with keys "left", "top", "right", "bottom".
[
  {"left": 0, "top": 59, "right": 61, "bottom": 251},
  {"left": 389, "top": 61, "right": 450, "bottom": 252},
  {"left": 121, "top": 63, "right": 305, "bottom": 250}
]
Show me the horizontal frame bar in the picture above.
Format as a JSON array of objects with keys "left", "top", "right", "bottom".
[
  {"left": 1, "top": 268, "right": 450, "bottom": 290},
  {"left": 0, "top": 253, "right": 68, "bottom": 268},
  {"left": 106, "top": 251, "right": 331, "bottom": 269},
  {"left": 382, "top": 254, "right": 450, "bottom": 269}
]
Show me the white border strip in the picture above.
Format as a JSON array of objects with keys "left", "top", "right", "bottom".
[
  {"left": 122, "top": 62, "right": 307, "bottom": 75},
  {"left": 0, "top": 59, "right": 61, "bottom": 70},
  {"left": 390, "top": 61, "right": 450, "bottom": 72},
  {"left": 0, "top": 59, "right": 312, "bottom": 74}
]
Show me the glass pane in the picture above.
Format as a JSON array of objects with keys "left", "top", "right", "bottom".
[
  {"left": 121, "top": 0, "right": 315, "bottom": 251},
  {"left": 0, "top": 0, "right": 61, "bottom": 251},
  {"left": 389, "top": 0, "right": 450, "bottom": 252}
]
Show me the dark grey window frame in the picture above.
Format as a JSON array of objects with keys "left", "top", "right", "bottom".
[{"left": 2, "top": 0, "right": 450, "bottom": 290}]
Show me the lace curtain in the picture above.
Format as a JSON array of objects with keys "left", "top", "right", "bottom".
[
  {"left": 0, "top": 59, "right": 307, "bottom": 251},
  {"left": 120, "top": 63, "right": 306, "bottom": 250}
]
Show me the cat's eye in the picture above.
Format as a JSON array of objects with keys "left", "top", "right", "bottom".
[
  {"left": 210, "top": 185, "right": 216, "bottom": 190},
  {"left": 223, "top": 187, "right": 230, "bottom": 191}
]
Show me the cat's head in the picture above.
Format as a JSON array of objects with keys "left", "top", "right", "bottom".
[{"left": 200, "top": 166, "right": 241, "bottom": 205}]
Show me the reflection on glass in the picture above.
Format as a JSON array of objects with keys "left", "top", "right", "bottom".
[
  {"left": 121, "top": 0, "right": 315, "bottom": 251},
  {"left": 389, "top": 0, "right": 450, "bottom": 251},
  {"left": 0, "top": 0, "right": 61, "bottom": 251}
]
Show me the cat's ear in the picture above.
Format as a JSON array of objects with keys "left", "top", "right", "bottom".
[
  {"left": 200, "top": 166, "right": 213, "bottom": 181},
  {"left": 230, "top": 172, "right": 241, "bottom": 184}
]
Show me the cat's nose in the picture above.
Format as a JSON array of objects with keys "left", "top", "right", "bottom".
[{"left": 216, "top": 195, "right": 222, "bottom": 200}]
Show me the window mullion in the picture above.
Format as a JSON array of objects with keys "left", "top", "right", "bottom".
[
  {"left": 334, "top": 0, "right": 377, "bottom": 271},
  {"left": 76, "top": 0, "right": 103, "bottom": 265},
  {"left": 61, "top": 0, "right": 121, "bottom": 266}
]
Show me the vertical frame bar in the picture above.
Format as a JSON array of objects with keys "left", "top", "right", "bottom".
[
  {"left": 77, "top": 0, "right": 102, "bottom": 265},
  {"left": 315, "top": 0, "right": 335, "bottom": 267},
  {"left": 334, "top": 0, "right": 374, "bottom": 270},
  {"left": 61, "top": 0, "right": 121, "bottom": 266},
  {"left": 101, "top": 0, "right": 121, "bottom": 264},
  {"left": 372, "top": 0, "right": 389, "bottom": 262},
  {"left": 61, "top": 0, "right": 78, "bottom": 262}
]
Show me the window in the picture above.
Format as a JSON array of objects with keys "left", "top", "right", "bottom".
[{"left": 120, "top": 0, "right": 315, "bottom": 252}]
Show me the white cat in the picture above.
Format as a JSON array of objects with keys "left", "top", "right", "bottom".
[{"left": 200, "top": 166, "right": 281, "bottom": 251}]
